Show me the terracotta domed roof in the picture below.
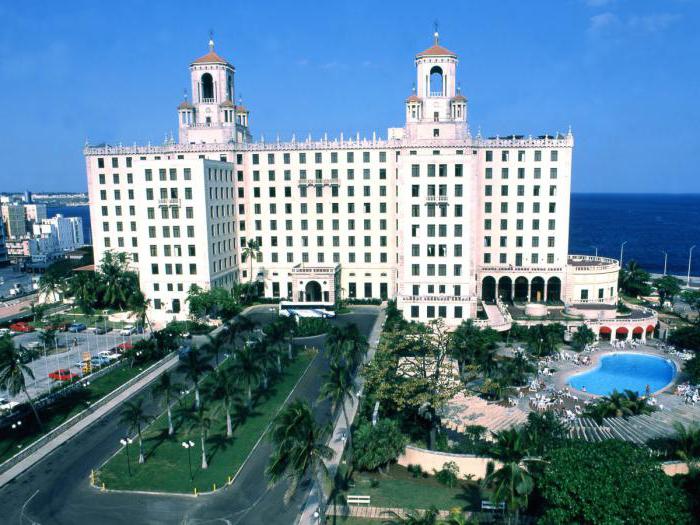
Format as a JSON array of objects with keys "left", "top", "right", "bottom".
[
  {"left": 220, "top": 99, "right": 235, "bottom": 107},
  {"left": 416, "top": 44, "right": 457, "bottom": 58},
  {"left": 178, "top": 100, "right": 194, "bottom": 110},
  {"left": 235, "top": 105, "right": 248, "bottom": 113},
  {"left": 191, "top": 50, "right": 231, "bottom": 66},
  {"left": 406, "top": 94, "right": 421, "bottom": 103},
  {"left": 452, "top": 93, "right": 466, "bottom": 101}
]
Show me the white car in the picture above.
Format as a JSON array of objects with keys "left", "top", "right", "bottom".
[
  {"left": 98, "top": 350, "right": 120, "bottom": 362},
  {"left": 120, "top": 325, "right": 135, "bottom": 336},
  {"left": 0, "top": 398, "right": 20, "bottom": 413},
  {"left": 0, "top": 328, "right": 11, "bottom": 337}
]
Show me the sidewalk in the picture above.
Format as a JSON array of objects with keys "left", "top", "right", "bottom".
[
  {"left": 297, "top": 304, "right": 386, "bottom": 524},
  {"left": 0, "top": 353, "right": 179, "bottom": 488}
]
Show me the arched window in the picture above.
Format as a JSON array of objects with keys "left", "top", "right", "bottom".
[
  {"left": 201, "top": 73, "right": 214, "bottom": 101},
  {"left": 226, "top": 75, "right": 233, "bottom": 101},
  {"left": 429, "top": 66, "right": 443, "bottom": 96}
]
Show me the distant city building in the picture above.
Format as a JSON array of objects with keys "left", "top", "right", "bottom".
[
  {"left": 24, "top": 203, "right": 48, "bottom": 223},
  {"left": 84, "top": 35, "right": 622, "bottom": 327},
  {"left": 33, "top": 214, "right": 84, "bottom": 252},
  {"left": 0, "top": 220, "right": 8, "bottom": 267},
  {"left": 1, "top": 203, "right": 27, "bottom": 238},
  {"left": 23, "top": 190, "right": 33, "bottom": 203}
]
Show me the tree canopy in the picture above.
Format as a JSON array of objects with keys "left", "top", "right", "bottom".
[
  {"left": 352, "top": 419, "right": 407, "bottom": 472},
  {"left": 539, "top": 441, "right": 690, "bottom": 525}
]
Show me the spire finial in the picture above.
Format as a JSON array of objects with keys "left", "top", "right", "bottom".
[
  {"left": 183, "top": 88, "right": 188, "bottom": 101},
  {"left": 208, "top": 30, "right": 215, "bottom": 52},
  {"left": 457, "top": 83, "right": 461, "bottom": 94},
  {"left": 433, "top": 20, "right": 439, "bottom": 45},
  {"left": 412, "top": 82, "right": 416, "bottom": 94}
]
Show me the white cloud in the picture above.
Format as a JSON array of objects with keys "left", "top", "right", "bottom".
[
  {"left": 628, "top": 13, "right": 681, "bottom": 33},
  {"left": 588, "top": 12, "right": 618, "bottom": 32},
  {"left": 584, "top": 0, "right": 614, "bottom": 7}
]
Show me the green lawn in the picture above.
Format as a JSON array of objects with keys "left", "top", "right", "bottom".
[
  {"left": 0, "top": 361, "right": 155, "bottom": 464},
  {"left": 343, "top": 464, "right": 481, "bottom": 511},
  {"left": 96, "top": 348, "right": 317, "bottom": 493}
]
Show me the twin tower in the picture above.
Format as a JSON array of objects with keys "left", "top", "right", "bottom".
[{"left": 177, "top": 32, "right": 468, "bottom": 145}]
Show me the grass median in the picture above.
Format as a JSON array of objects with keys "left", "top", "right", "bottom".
[
  {"left": 96, "top": 348, "right": 317, "bottom": 493},
  {"left": 0, "top": 361, "right": 157, "bottom": 464}
]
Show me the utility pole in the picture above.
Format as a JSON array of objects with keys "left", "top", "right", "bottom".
[
  {"left": 620, "top": 241, "right": 628, "bottom": 269},
  {"left": 688, "top": 245, "right": 696, "bottom": 287},
  {"left": 661, "top": 251, "right": 668, "bottom": 276}
]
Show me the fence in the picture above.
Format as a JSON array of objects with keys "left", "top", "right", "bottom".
[{"left": 0, "top": 353, "right": 177, "bottom": 476}]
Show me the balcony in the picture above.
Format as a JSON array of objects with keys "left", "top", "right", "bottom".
[
  {"left": 201, "top": 98, "right": 215, "bottom": 104},
  {"left": 158, "top": 198, "right": 181, "bottom": 207},
  {"left": 400, "top": 294, "right": 473, "bottom": 303},
  {"left": 425, "top": 195, "right": 448, "bottom": 204},
  {"left": 297, "top": 178, "right": 340, "bottom": 187}
]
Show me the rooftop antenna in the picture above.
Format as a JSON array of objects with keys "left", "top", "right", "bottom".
[{"left": 208, "top": 30, "right": 215, "bottom": 51}]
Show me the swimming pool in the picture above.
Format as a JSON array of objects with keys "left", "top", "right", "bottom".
[{"left": 568, "top": 353, "right": 676, "bottom": 396}]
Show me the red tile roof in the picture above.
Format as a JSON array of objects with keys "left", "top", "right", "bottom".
[
  {"left": 220, "top": 99, "right": 235, "bottom": 107},
  {"left": 416, "top": 44, "right": 457, "bottom": 58},
  {"left": 406, "top": 94, "right": 421, "bottom": 102},
  {"left": 178, "top": 100, "right": 194, "bottom": 109},
  {"left": 192, "top": 50, "right": 231, "bottom": 66}
]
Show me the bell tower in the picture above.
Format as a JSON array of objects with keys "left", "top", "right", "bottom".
[
  {"left": 404, "top": 30, "right": 468, "bottom": 141},
  {"left": 178, "top": 36, "right": 251, "bottom": 144}
]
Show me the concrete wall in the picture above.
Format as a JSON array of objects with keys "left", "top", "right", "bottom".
[{"left": 397, "top": 445, "right": 499, "bottom": 480}]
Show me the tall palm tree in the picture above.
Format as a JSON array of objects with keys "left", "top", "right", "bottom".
[
  {"left": 242, "top": 239, "right": 261, "bottom": 284},
  {"left": 38, "top": 270, "right": 65, "bottom": 304},
  {"left": 68, "top": 271, "right": 97, "bottom": 314},
  {"left": 202, "top": 331, "right": 229, "bottom": 367},
  {"left": 234, "top": 344, "right": 262, "bottom": 405},
  {"left": 184, "top": 405, "right": 212, "bottom": 469},
  {"left": 266, "top": 400, "right": 333, "bottom": 520},
  {"left": 258, "top": 342, "right": 281, "bottom": 389},
  {"left": 128, "top": 290, "right": 151, "bottom": 334},
  {"left": 381, "top": 507, "right": 439, "bottom": 525},
  {"left": 264, "top": 321, "right": 288, "bottom": 370},
  {"left": 319, "top": 362, "right": 355, "bottom": 452},
  {"left": 152, "top": 371, "right": 182, "bottom": 436},
  {"left": 38, "top": 328, "right": 57, "bottom": 351},
  {"left": 483, "top": 428, "right": 534, "bottom": 525},
  {"left": 672, "top": 422, "right": 700, "bottom": 463},
  {"left": 178, "top": 347, "right": 213, "bottom": 409},
  {"left": 326, "top": 324, "right": 367, "bottom": 371},
  {"left": 0, "top": 337, "right": 42, "bottom": 430},
  {"left": 119, "top": 399, "right": 153, "bottom": 463},
  {"left": 205, "top": 368, "right": 242, "bottom": 438},
  {"left": 224, "top": 315, "right": 256, "bottom": 354}
]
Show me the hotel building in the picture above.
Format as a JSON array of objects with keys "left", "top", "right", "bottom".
[{"left": 84, "top": 34, "right": 632, "bottom": 334}]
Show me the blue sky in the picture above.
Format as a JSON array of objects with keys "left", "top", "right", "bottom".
[{"left": 0, "top": 0, "right": 698, "bottom": 193}]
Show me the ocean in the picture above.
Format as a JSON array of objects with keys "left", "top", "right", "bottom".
[{"left": 50, "top": 194, "right": 700, "bottom": 278}]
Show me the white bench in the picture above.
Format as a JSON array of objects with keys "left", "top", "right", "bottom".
[
  {"left": 347, "top": 495, "right": 371, "bottom": 506},
  {"left": 481, "top": 500, "right": 505, "bottom": 511}
]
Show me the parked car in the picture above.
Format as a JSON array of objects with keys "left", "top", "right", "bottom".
[
  {"left": 0, "top": 328, "right": 11, "bottom": 337},
  {"left": 9, "top": 322, "right": 34, "bottom": 333},
  {"left": 68, "top": 323, "right": 87, "bottom": 333},
  {"left": 119, "top": 325, "right": 135, "bottom": 336},
  {"left": 115, "top": 342, "right": 134, "bottom": 353},
  {"left": 48, "top": 369, "right": 79, "bottom": 382},
  {"left": 94, "top": 325, "right": 112, "bottom": 334},
  {"left": 0, "top": 397, "right": 20, "bottom": 413},
  {"left": 44, "top": 322, "right": 69, "bottom": 332},
  {"left": 97, "top": 350, "right": 120, "bottom": 362},
  {"left": 90, "top": 356, "right": 111, "bottom": 367}
]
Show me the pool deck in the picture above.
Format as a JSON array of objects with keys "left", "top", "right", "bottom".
[{"left": 554, "top": 344, "right": 684, "bottom": 398}]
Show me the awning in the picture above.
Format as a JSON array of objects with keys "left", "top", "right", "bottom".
[
  {"left": 599, "top": 326, "right": 612, "bottom": 334},
  {"left": 616, "top": 327, "right": 629, "bottom": 334},
  {"left": 633, "top": 327, "right": 644, "bottom": 334},
  {"left": 646, "top": 325, "right": 655, "bottom": 332}
]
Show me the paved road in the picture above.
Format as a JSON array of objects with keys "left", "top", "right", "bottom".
[{"left": 0, "top": 306, "right": 379, "bottom": 525}]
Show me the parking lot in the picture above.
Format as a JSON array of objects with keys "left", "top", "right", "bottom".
[{"left": 4, "top": 325, "right": 147, "bottom": 403}]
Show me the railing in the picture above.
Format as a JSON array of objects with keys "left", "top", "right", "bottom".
[
  {"left": 291, "top": 265, "right": 338, "bottom": 274},
  {"left": 201, "top": 98, "right": 215, "bottom": 104},
  {"left": 400, "top": 295, "right": 474, "bottom": 303},
  {"left": 429, "top": 91, "right": 445, "bottom": 97},
  {"left": 158, "top": 198, "right": 181, "bottom": 207},
  {"left": 0, "top": 353, "right": 177, "bottom": 477},
  {"left": 83, "top": 133, "right": 573, "bottom": 156},
  {"left": 297, "top": 178, "right": 340, "bottom": 186},
  {"left": 567, "top": 255, "right": 619, "bottom": 272},
  {"left": 425, "top": 195, "right": 449, "bottom": 203},
  {"left": 478, "top": 265, "right": 564, "bottom": 274}
]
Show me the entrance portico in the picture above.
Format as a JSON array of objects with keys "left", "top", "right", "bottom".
[{"left": 290, "top": 264, "right": 340, "bottom": 305}]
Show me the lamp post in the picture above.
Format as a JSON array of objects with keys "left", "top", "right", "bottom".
[
  {"left": 661, "top": 251, "right": 668, "bottom": 276},
  {"left": 688, "top": 245, "right": 696, "bottom": 287},
  {"left": 120, "top": 437, "right": 133, "bottom": 476},
  {"left": 620, "top": 241, "right": 628, "bottom": 269},
  {"left": 182, "top": 440, "right": 195, "bottom": 481},
  {"left": 590, "top": 245, "right": 598, "bottom": 257}
]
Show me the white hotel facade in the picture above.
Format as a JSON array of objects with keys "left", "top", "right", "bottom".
[{"left": 85, "top": 35, "right": 631, "bottom": 333}]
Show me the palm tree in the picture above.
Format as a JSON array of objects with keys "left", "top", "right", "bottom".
[
  {"left": 183, "top": 405, "right": 212, "bottom": 469},
  {"left": 128, "top": 290, "right": 151, "bottom": 334},
  {"left": 671, "top": 423, "right": 700, "bottom": 463},
  {"left": 440, "top": 510, "right": 478, "bottom": 525},
  {"left": 234, "top": 344, "right": 262, "bottom": 405},
  {"left": 242, "top": 239, "right": 261, "bottom": 284},
  {"left": 483, "top": 428, "right": 534, "bottom": 525},
  {"left": 38, "top": 328, "right": 57, "bottom": 351},
  {"left": 39, "top": 270, "right": 65, "bottom": 304},
  {"left": 224, "top": 315, "right": 256, "bottom": 354},
  {"left": 68, "top": 271, "right": 97, "bottom": 314},
  {"left": 202, "top": 331, "right": 229, "bottom": 367},
  {"left": 326, "top": 324, "right": 368, "bottom": 371},
  {"left": 381, "top": 507, "right": 439, "bottom": 525},
  {"left": 266, "top": 400, "right": 333, "bottom": 520},
  {"left": 0, "top": 337, "right": 42, "bottom": 430},
  {"left": 119, "top": 399, "right": 152, "bottom": 463},
  {"left": 152, "top": 371, "right": 182, "bottom": 436},
  {"left": 205, "top": 368, "right": 242, "bottom": 438},
  {"left": 319, "top": 362, "right": 355, "bottom": 453},
  {"left": 178, "top": 347, "right": 213, "bottom": 409},
  {"left": 258, "top": 342, "right": 281, "bottom": 390}
]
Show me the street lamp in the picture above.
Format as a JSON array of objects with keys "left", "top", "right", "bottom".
[
  {"left": 120, "top": 437, "right": 133, "bottom": 476},
  {"left": 11, "top": 421, "right": 22, "bottom": 430},
  {"left": 688, "top": 245, "right": 696, "bottom": 287},
  {"left": 661, "top": 251, "right": 668, "bottom": 276},
  {"left": 590, "top": 245, "right": 598, "bottom": 257},
  {"left": 620, "top": 241, "right": 628, "bottom": 269},
  {"left": 182, "top": 440, "right": 195, "bottom": 481}
]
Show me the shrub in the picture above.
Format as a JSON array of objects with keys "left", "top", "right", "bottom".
[
  {"left": 433, "top": 461, "right": 460, "bottom": 487},
  {"left": 407, "top": 463, "right": 426, "bottom": 478},
  {"left": 353, "top": 419, "right": 407, "bottom": 472},
  {"left": 293, "top": 317, "right": 330, "bottom": 337}
]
